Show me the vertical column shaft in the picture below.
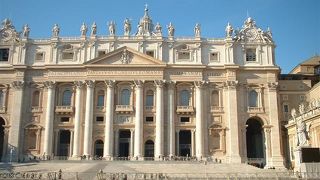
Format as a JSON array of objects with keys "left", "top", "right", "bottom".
[
  {"left": 134, "top": 81, "right": 143, "bottom": 158},
  {"left": 167, "top": 82, "right": 175, "bottom": 157},
  {"left": 195, "top": 81, "right": 205, "bottom": 158},
  {"left": 72, "top": 81, "right": 83, "bottom": 157},
  {"left": 83, "top": 80, "right": 94, "bottom": 156},
  {"left": 43, "top": 81, "right": 55, "bottom": 159},
  {"left": 104, "top": 80, "right": 115, "bottom": 159},
  {"left": 155, "top": 80, "right": 164, "bottom": 159}
]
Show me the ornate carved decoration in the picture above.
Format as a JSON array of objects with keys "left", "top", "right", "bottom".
[
  {"left": 73, "top": 81, "right": 84, "bottom": 89},
  {"left": 85, "top": 80, "right": 95, "bottom": 88},
  {"left": 134, "top": 80, "right": 144, "bottom": 88},
  {"left": 120, "top": 49, "right": 132, "bottom": 64},
  {"left": 166, "top": 80, "right": 176, "bottom": 89},
  {"left": 105, "top": 80, "right": 116, "bottom": 88},
  {"left": 10, "top": 81, "right": 24, "bottom": 89},
  {"left": 0, "top": 18, "right": 20, "bottom": 43},
  {"left": 43, "top": 81, "right": 56, "bottom": 89},
  {"left": 267, "top": 82, "right": 278, "bottom": 90},
  {"left": 194, "top": 81, "right": 207, "bottom": 88},
  {"left": 224, "top": 80, "right": 238, "bottom": 89},
  {"left": 154, "top": 80, "right": 165, "bottom": 88}
]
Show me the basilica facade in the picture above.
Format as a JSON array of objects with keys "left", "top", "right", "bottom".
[{"left": 0, "top": 7, "right": 286, "bottom": 168}]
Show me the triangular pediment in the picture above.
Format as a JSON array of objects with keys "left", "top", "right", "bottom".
[{"left": 84, "top": 46, "right": 165, "bottom": 65}]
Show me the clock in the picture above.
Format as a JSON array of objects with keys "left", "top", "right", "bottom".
[{"left": 245, "top": 28, "right": 257, "bottom": 41}]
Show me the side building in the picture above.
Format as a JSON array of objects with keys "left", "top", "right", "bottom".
[{"left": 0, "top": 7, "right": 284, "bottom": 168}]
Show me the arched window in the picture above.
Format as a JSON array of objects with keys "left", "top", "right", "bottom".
[
  {"left": 146, "top": 90, "right": 154, "bottom": 106},
  {"left": 62, "top": 90, "right": 72, "bottom": 106},
  {"left": 120, "top": 89, "right": 131, "bottom": 105},
  {"left": 211, "top": 90, "right": 219, "bottom": 107},
  {"left": 32, "top": 91, "right": 40, "bottom": 107},
  {"left": 180, "top": 90, "right": 190, "bottom": 106},
  {"left": 97, "top": 90, "right": 105, "bottom": 107},
  {"left": 249, "top": 90, "right": 258, "bottom": 107},
  {"left": 0, "top": 90, "right": 3, "bottom": 107}
]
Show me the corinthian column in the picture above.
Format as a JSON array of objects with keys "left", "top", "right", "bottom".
[
  {"left": 154, "top": 80, "right": 165, "bottom": 160},
  {"left": 167, "top": 81, "right": 176, "bottom": 157},
  {"left": 72, "top": 81, "right": 83, "bottom": 158},
  {"left": 134, "top": 80, "right": 144, "bottom": 159},
  {"left": 195, "top": 81, "right": 206, "bottom": 159},
  {"left": 104, "top": 80, "right": 115, "bottom": 160},
  {"left": 83, "top": 80, "right": 94, "bottom": 157},
  {"left": 225, "top": 80, "right": 241, "bottom": 163},
  {"left": 43, "top": 81, "right": 56, "bottom": 160}
]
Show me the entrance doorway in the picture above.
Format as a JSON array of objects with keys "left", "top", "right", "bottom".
[
  {"left": 144, "top": 140, "right": 154, "bottom": 158},
  {"left": 58, "top": 130, "right": 70, "bottom": 156},
  {"left": 179, "top": 130, "right": 191, "bottom": 157},
  {"left": 246, "top": 118, "right": 265, "bottom": 166},
  {"left": 0, "top": 117, "right": 5, "bottom": 160},
  {"left": 119, "top": 130, "right": 130, "bottom": 157},
  {"left": 94, "top": 140, "right": 104, "bottom": 157}
]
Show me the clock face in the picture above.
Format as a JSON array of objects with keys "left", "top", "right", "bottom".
[{"left": 246, "top": 28, "right": 257, "bottom": 41}]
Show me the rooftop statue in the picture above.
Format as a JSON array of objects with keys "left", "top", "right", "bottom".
[
  {"left": 108, "top": 21, "right": 116, "bottom": 36},
  {"left": 91, "top": 22, "right": 97, "bottom": 36},
  {"left": 124, "top": 18, "right": 131, "bottom": 36},
  {"left": 154, "top": 22, "right": 162, "bottom": 36},
  {"left": 194, "top": 23, "right": 201, "bottom": 38},
  {"left": 80, "top": 23, "right": 87, "bottom": 37},
  {"left": 136, "top": 24, "right": 144, "bottom": 36},
  {"left": 52, "top": 24, "right": 60, "bottom": 37},
  {"left": 167, "top": 22, "right": 175, "bottom": 37},
  {"left": 22, "top": 24, "right": 30, "bottom": 38},
  {"left": 225, "top": 22, "right": 233, "bottom": 38}
]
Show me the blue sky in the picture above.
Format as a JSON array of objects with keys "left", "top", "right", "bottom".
[{"left": 0, "top": 0, "right": 319, "bottom": 73}]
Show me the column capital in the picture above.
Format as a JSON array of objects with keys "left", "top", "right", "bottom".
[
  {"left": 267, "top": 82, "right": 278, "bottom": 90},
  {"left": 130, "top": 129, "right": 135, "bottom": 133},
  {"left": 134, "top": 80, "right": 144, "bottom": 88},
  {"left": 224, "top": 80, "right": 238, "bottom": 89},
  {"left": 10, "top": 81, "right": 24, "bottom": 90},
  {"left": 105, "top": 80, "right": 116, "bottom": 88},
  {"left": 44, "top": 81, "right": 56, "bottom": 89},
  {"left": 166, "top": 80, "right": 176, "bottom": 89},
  {"left": 154, "top": 80, "right": 166, "bottom": 88},
  {"left": 194, "top": 81, "right": 207, "bottom": 88},
  {"left": 73, "top": 81, "right": 84, "bottom": 89},
  {"left": 85, "top": 80, "right": 95, "bottom": 88},
  {"left": 263, "top": 125, "right": 273, "bottom": 133}
]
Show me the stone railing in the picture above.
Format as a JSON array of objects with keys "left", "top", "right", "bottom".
[
  {"left": 31, "top": 106, "right": 42, "bottom": 113},
  {"left": 144, "top": 106, "right": 155, "bottom": 112},
  {"left": 247, "top": 107, "right": 264, "bottom": 113},
  {"left": 55, "top": 106, "right": 74, "bottom": 114},
  {"left": 95, "top": 106, "right": 105, "bottom": 112},
  {"left": 115, "top": 105, "right": 134, "bottom": 113},
  {"left": 210, "top": 106, "right": 224, "bottom": 112},
  {"left": 289, "top": 106, "right": 320, "bottom": 123},
  {"left": 176, "top": 106, "right": 194, "bottom": 114}
]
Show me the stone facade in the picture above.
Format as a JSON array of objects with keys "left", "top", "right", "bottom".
[{"left": 0, "top": 7, "right": 285, "bottom": 168}]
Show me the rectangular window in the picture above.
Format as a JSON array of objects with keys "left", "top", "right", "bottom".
[
  {"left": 246, "top": 49, "right": 256, "bottom": 61},
  {"left": 35, "top": 52, "right": 44, "bottom": 61},
  {"left": 146, "top": 116, "right": 154, "bottom": 122},
  {"left": 180, "top": 117, "right": 190, "bottom": 123},
  {"left": 0, "top": 48, "right": 9, "bottom": 61},
  {"left": 60, "top": 117, "right": 70, "bottom": 122},
  {"left": 177, "top": 51, "right": 190, "bottom": 60},
  {"left": 209, "top": 53, "right": 218, "bottom": 62},
  {"left": 283, "top": 104, "right": 289, "bottom": 113},
  {"left": 97, "top": 95, "right": 104, "bottom": 106},
  {"left": 62, "top": 52, "right": 74, "bottom": 60},
  {"left": 146, "top": 50, "right": 155, "bottom": 57},
  {"left": 96, "top": 116, "right": 104, "bottom": 122}
]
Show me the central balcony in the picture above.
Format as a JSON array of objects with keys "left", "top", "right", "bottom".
[
  {"left": 210, "top": 106, "right": 224, "bottom": 113},
  {"left": 31, "top": 106, "right": 42, "bottom": 113},
  {"left": 247, "top": 107, "right": 264, "bottom": 113},
  {"left": 145, "top": 106, "right": 155, "bottom": 113},
  {"left": 115, "top": 105, "right": 134, "bottom": 114},
  {"left": 176, "top": 106, "right": 194, "bottom": 114},
  {"left": 55, "top": 106, "right": 74, "bottom": 114}
]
